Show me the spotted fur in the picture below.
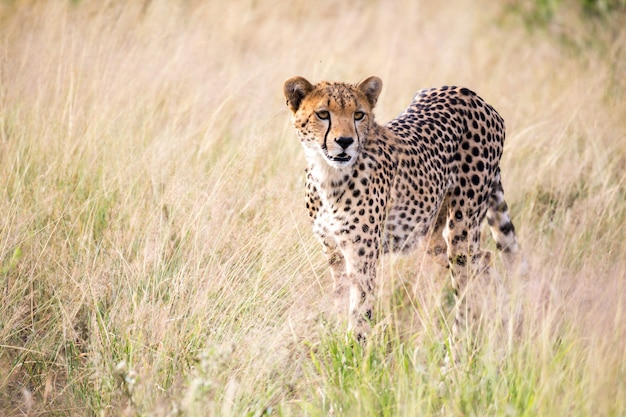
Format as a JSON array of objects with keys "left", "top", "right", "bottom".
[{"left": 284, "top": 76, "right": 522, "bottom": 342}]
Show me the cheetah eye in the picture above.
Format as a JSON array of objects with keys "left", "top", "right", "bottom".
[
  {"left": 354, "top": 111, "right": 365, "bottom": 121},
  {"left": 316, "top": 110, "right": 330, "bottom": 120}
]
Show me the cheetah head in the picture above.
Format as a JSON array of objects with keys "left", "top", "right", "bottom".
[{"left": 284, "top": 76, "right": 382, "bottom": 169}]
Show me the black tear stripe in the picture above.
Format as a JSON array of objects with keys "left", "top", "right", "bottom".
[
  {"left": 323, "top": 114, "right": 332, "bottom": 151},
  {"left": 353, "top": 117, "right": 361, "bottom": 153}
]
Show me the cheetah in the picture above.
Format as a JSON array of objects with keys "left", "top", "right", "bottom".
[{"left": 283, "top": 76, "right": 522, "bottom": 342}]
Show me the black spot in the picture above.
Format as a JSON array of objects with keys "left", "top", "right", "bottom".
[
  {"left": 471, "top": 175, "right": 480, "bottom": 186},
  {"left": 500, "top": 222, "right": 515, "bottom": 235}
]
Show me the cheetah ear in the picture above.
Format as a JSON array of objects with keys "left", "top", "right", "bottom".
[
  {"left": 357, "top": 76, "right": 383, "bottom": 108},
  {"left": 284, "top": 76, "right": 314, "bottom": 113}
]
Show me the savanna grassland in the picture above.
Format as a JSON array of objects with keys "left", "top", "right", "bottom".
[{"left": 1, "top": 1, "right": 625, "bottom": 415}]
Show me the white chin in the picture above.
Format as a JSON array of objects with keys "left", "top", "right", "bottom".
[
  {"left": 302, "top": 146, "right": 355, "bottom": 170},
  {"left": 326, "top": 157, "right": 354, "bottom": 169}
]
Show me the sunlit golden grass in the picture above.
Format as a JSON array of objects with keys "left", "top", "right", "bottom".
[{"left": 1, "top": 1, "right": 625, "bottom": 415}]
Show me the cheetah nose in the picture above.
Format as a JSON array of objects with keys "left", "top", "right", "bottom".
[{"left": 335, "top": 137, "right": 354, "bottom": 149}]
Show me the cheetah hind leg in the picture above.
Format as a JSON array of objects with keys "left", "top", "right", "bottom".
[
  {"left": 441, "top": 215, "right": 485, "bottom": 366},
  {"left": 425, "top": 199, "right": 453, "bottom": 268}
]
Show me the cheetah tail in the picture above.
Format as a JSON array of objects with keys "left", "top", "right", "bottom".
[{"left": 486, "top": 170, "right": 527, "bottom": 274}]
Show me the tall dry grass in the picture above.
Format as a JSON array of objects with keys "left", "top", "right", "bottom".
[{"left": 0, "top": 0, "right": 625, "bottom": 415}]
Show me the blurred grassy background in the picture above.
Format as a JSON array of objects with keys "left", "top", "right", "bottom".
[{"left": 0, "top": 0, "right": 625, "bottom": 415}]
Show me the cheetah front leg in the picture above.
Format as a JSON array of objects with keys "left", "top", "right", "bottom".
[
  {"left": 347, "top": 262, "right": 377, "bottom": 344},
  {"left": 333, "top": 245, "right": 378, "bottom": 344},
  {"left": 324, "top": 244, "right": 376, "bottom": 341},
  {"left": 323, "top": 245, "right": 349, "bottom": 316}
]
